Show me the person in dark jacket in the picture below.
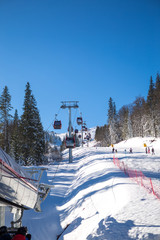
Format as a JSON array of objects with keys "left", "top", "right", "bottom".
[
  {"left": 11, "top": 227, "right": 27, "bottom": 240},
  {"left": 151, "top": 147, "right": 155, "bottom": 155},
  {"left": 0, "top": 226, "right": 12, "bottom": 240}
]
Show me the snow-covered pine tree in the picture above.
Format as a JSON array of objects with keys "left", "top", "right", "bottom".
[
  {"left": 95, "top": 125, "right": 110, "bottom": 146},
  {"left": 30, "top": 94, "right": 45, "bottom": 165},
  {"left": 146, "top": 76, "right": 157, "bottom": 137},
  {"left": 95, "top": 126, "right": 100, "bottom": 142},
  {"left": 108, "top": 97, "right": 118, "bottom": 144},
  {"left": 95, "top": 126, "right": 102, "bottom": 143},
  {"left": 10, "top": 109, "right": 21, "bottom": 162},
  {"left": 20, "top": 82, "right": 45, "bottom": 165},
  {"left": 154, "top": 73, "right": 160, "bottom": 137},
  {"left": 126, "top": 104, "right": 133, "bottom": 139},
  {"left": 118, "top": 105, "right": 129, "bottom": 140},
  {"left": 130, "top": 97, "right": 145, "bottom": 137},
  {"left": 147, "top": 76, "right": 154, "bottom": 107},
  {"left": 0, "top": 86, "right": 13, "bottom": 153}
]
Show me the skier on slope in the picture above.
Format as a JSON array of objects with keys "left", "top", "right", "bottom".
[{"left": 151, "top": 147, "right": 155, "bottom": 155}]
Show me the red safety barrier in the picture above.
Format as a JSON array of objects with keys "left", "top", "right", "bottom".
[{"left": 113, "top": 156, "right": 160, "bottom": 200}]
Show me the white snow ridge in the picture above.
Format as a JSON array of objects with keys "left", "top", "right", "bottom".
[{"left": 19, "top": 137, "right": 160, "bottom": 240}]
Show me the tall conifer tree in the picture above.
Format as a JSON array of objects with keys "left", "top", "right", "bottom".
[
  {"left": 154, "top": 73, "right": 160, "bottom": 137},
  {"left": 107, "top": 97, "right": 118, "bottom": 144},
  {"left": 20, "top": 82, "right": 45, "bottom": 165},
  {"left": 147, "top": 76, "right": 157, "bottom": 137},
  {"left": 30, "top": 94, "right": 45, "bottom": 164},
  {"left": 0, "top": 86, "right": 13, "bottom": 152},
  {"left": 10, "top": 109, "right": 21, "bottom": 162},
  {"left": 147, "top": 76, "right": 155, "bottom": 107},
  {"left": 108, "top": 97, "right": 114, "bottom": 124}
]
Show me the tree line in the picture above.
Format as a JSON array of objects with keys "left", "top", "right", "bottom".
[
  {"left": 0, "top": 82, "right": 46, "bottom": 165},
  {"left": 95, "top": 73, "right": 160, "bottom": 146}
]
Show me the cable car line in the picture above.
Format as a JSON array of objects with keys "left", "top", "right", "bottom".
[
  {"left": 45, "top": 106, "right": 62, "bottom": 132},
  {"left": 45, "top": 120, "right": 54, "bottom": 132},
  {"left": 72, "top": 108, "right": 78, "bottom": 127}
]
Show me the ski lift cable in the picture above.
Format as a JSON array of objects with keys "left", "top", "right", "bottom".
[
  {"left": 78, "top": 107, "right": 82, "bottom": 115},
  {"left": 56, "top": 106, "right": 61, "bottom": 117},
  {"left": 45, "top": 120, "right": 54, "bottom": 132},
  {"left": 45, "top": 106, "right": 61, "bottom": 132},
  {"left": 73, "top": 108, "right": 78, "bottom": 127}
]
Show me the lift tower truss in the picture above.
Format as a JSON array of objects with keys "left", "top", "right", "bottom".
[{"left": 61, "top": 101, "right": 79, "bottom": 163}]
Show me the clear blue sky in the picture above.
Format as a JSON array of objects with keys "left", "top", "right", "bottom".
[{"left": 0, "top": 0, "right": 160, "bottom": 132}]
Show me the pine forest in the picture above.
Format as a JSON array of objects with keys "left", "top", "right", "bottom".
[{"left": 95, "top": 73, "right": 160, "bottom": 146}]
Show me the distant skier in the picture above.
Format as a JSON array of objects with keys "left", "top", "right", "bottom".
[
  {"left": 129, "top": 148, "right": 132, "bottom": 153},
  {"left": 112, "top": 148, "right": 115, "bottom": 153},
  {"left": 148, "top": 147, "right": 150, "bottom": 154},
  {"left": 151, "top": 147, "right": 155, "bottom": 155},
  {"left": 145, "top": 147, "right": 147, "bottom": 154}
]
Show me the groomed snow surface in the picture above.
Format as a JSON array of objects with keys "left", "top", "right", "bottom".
[{"left": 22, "top": 137, "right": 160, "bottom": 240}]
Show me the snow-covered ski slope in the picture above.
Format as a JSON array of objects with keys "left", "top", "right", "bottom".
[{"left": 22, "top": 137, "right": 160, "bottom": 240}]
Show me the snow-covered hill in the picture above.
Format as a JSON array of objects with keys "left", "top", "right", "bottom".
[{"left": 14, "top": 137, "right": 160, "bottom": 239}]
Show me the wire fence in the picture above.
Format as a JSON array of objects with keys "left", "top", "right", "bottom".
[{"left": 113, "top": 156, "right": 160, "bottom": 200}]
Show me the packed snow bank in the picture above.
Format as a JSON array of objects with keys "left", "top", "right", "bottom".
[{"left": 20, "top": 137, "right": 160, "bottom": 240}]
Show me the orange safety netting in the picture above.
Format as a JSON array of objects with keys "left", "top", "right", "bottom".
[{"left": 113, "top": 156, "right": 160, "bottom": 200}]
